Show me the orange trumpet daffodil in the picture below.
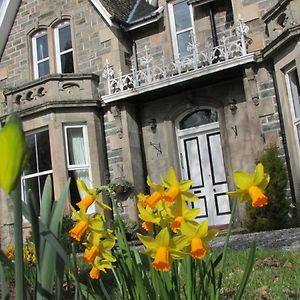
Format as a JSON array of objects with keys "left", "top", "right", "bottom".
[
  {"left": 137, "top": 227, "right": 188, "bottom": 272},
  {"left": 145, "top": 176, "right": 165, "bottom": 208},
  {"left": 227, "top": 163, "right": 270, "bottom": 208},
  {"left": 181, "top": 221, "right": 219, "bottom": 260},
  {"left": 161, "top": 167, "right": 198, "bottom": 205}
]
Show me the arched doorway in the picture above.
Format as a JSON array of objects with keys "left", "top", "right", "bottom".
[{"left": 176, "top": 109, "right": 230, "bottom": 227}]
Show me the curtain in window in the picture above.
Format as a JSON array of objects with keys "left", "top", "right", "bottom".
[{"left": 67, "top": 128, "right": 86, "bottom": 165}]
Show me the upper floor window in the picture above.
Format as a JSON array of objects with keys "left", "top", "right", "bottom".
[
  {"left": 21, "top": 128, "right": 53, "bottom": 212},
  {"left": 169, "top": 0, "right": 195, "bottom": 59},
  {"left": 32, "top": 31, "right": 50, "bottom": 78},
  {"left": 31, "top": 20, "right": 75, "bottom": 79},
  {"left": 54, "top": 22, "right": 74, "bottom": 73}
]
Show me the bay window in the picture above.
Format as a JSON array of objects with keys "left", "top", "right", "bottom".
[
  {"left": 64, "top": 125, "right": 93, "bottom": 213},
  {"left": 21, "top": 129, "right": 53, "bottom": 211}
]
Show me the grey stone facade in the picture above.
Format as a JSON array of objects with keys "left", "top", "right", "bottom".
[{"left": 0, "top": 0, "right": 299, "bottom": 245}]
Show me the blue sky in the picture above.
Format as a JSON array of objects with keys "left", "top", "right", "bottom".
[{"left": 0, "top": 0, "right": 3, "bottom": 9}]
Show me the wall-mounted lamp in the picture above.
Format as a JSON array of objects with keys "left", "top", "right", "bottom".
[
  {"left": 229, "top": 99, "right": 238, "bottom": 114},
  {"left": 149, "top": 118, "right": 157, "bottom": 133}
]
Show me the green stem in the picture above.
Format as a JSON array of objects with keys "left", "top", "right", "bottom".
[
  {"left": 12, "top": 186, "right": 25, "bottom": 300},
  {"left": 217, "top": 196, "right": 238, "bottom": 291}
]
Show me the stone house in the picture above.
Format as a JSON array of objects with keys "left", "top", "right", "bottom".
[{"left": 0, "top": 0, "right": 299, "bottom": 245}]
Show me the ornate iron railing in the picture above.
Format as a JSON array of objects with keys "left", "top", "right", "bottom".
[{"left": 103, "top": 17, "right": 250, "bottom": 95}]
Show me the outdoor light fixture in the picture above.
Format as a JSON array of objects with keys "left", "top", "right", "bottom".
[
  {"left": 149, "top": 118, "right": 157, "bottom": 132},
  {"left": 229, "top": 99, "right": 238, "bottom": 114}
]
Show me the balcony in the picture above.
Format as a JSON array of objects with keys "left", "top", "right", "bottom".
[
  {"left": 102, "top": 17, "right": 256, "bottom": 103},
  {"left": 0, "top": 74, "right": 100, "bottom": 119}
]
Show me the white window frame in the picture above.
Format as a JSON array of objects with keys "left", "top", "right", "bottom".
[
  {"left": 168, "top": 0, "right": 196, "bottom": 60},
  {"left": 285, "top": 64, "right": 300, "bottom": 154},
  {"left": 32, "top": 30, "right": 50, "bottom": 79},
  {"left": 64, "top": 124, "right": 94, "bottom": 213},
  {"left": 54, "top": 21, "right": 74, "bottom": 73},
  {"left": 21, "top": 128, "right": 53, "bottom": 220}
]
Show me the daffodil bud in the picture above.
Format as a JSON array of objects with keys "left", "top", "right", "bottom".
[{"left": 0, "top": 114, "right": 27, "bottom": 194}]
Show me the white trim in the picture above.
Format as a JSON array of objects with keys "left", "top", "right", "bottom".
[
  {"left": 285, "top": 64, "right": 300, "bottom": 156},
  {"left": 168, "top": 0, "right": 196, "bottom": 60},
  {"left": 88, "top": 0, "right": 116, "bottom": 27}
]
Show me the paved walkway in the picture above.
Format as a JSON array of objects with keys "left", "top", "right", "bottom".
[{"left": 210, "top": 227, "right": 300, "bottom": 250}]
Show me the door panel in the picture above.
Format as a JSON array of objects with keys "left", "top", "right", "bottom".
[{"left": 179, "top": 128, "right": 230, "bottom": 226}]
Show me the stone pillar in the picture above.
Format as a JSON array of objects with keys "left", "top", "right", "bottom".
[{"left": 120, "top": 103, "right": 145, "bottom": 221}]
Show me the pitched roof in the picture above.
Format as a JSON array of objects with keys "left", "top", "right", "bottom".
[
  {"left": 127, "top": 0, "right": 158, "bottom": 24},
  {"left": 100, "top": 0, "right": 135, "bottom": 23}
]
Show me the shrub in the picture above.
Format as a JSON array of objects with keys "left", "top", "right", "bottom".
[{"left": 244, "top": 146, "right": 291, "bottom": 232}]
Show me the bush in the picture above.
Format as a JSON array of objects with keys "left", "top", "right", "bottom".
[{"left": 244, "top": 146, "right": 291, "bottom": 232}]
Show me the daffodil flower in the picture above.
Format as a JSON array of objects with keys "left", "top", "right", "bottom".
[
  {"left": 89, "top": 258, "right": 114, "bottom": 280},
  {"left": 137, "top": 202, "right": 161, "bottom": 232},
  {"left": 181, "top": 221, "right": 218, "bottom": 259},
  {"left": 146, "top": 176, "right": 165, "bottom": 208},
  {"left": 137, "top": 227, "right": 188, "bottom": 272},
  {"left": 68, "top": 207, "right": 105, "bottom": 241},
  {"left": 83, "top": 231, "right": 116, "bottom": 263},
  {"left": 169, "top": 199, "right": 200, "bottom": 233},
  {"left": 161, "top": 167, "right": 198, "bottom": 205},
  {"left": 0, "top": 114, "right": 27, "bottom": 195},
  {"left": 77, "top": 179, "right": 111, "bottom": 211},
  {"left": 227, "top": 163, "right": 270, "bottom": 208}
]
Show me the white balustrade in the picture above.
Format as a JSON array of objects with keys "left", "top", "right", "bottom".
[{"left": 102, "top": 18, "right": 250, "bottom": 95}]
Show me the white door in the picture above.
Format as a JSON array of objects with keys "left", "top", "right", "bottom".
[{"left": 177, "top": 116, "right": 231, "bottom": 227}]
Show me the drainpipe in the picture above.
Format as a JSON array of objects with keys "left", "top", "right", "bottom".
[
  {"left": 270, "top": 60, "right": 296, "bottom": 205},
  {"left": 208, "top": 4, "right": 218, "bottom": 47}
]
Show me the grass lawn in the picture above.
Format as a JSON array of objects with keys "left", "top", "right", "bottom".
[{"left": 221, "top": 247, "right": 300, "bottom": 299}]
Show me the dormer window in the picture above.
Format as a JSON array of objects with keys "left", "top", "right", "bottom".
[
  {"left": 32, "top": 31, "right": 50, "bottom": 78},
  {"left": 31, "top": 20, "right": 75, "bottom": 79},
  {"left": 169, "top": 0, "right": 195, "bottom": 59}
]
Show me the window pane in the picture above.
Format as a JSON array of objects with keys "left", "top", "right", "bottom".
[
  {"left": 177, "top": 30, "right": 193, "bottom": 58},
  {"left": 59, "top": 25, "right": 72, "bottom": 52},
  {"left": 24, "top": 134, "right": 37, "bottom": 175},
  {"left": 67, "top": 127, "right": 87, "bottom": 165},
  {"left": 180, "top": 109, "right": 218, "bottom": 129},
  {"left": 61, "top": 52, "right": 74, "bottom": 73},
  {"left": 38, "top": 60, "right": 50, "bottom": 77},
  {"left": 174, "top": 1, "right": 191, "bottom": 31},
  {"left": 36, "top": 130, "right": 52, "bottom": 172},
  {"left": 289, "top": 69, "right": 300, "bottom": 119},
  {"left": 36, "top": 34, "right": 49, "bottom": 60},
  {"left": 23, "top": 177, "right": 39, "bottom": 208},
  {"left": 68, "top": 169, "right": 89, "bottom": 208}
]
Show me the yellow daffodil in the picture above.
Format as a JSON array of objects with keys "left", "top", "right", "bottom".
[
  {"left": 83, "top": 231, "right": 116, "bottom": 265},
  {"left": 68, "top": 207, "right": 105, "bottom": 241},
  {"left": 137, "top": 193, "right": 149, "bottom": 208},
  {"left": 0, "top": 114, "right": 28, "bottom": 195},
  {"left": 169, "top": 199, "right": 200, "bottom": 233},
  {"left": 161, "top": 167, "right": 198, "bottom": 205},
  {"left": 181, "top": 221, "right": 218, "bottom": 260},
  {"left": 4, "top": 244, "right": 15, "bottom": 261},
  {"left": 227, "top": 163, "right": 270, "bottom": 207},
  {"left": 138, "top": 202, "right": 161, "bottom": 232},
  {"left": 137, "top": 227, "right": 188, "bottom": 272},
  {"left": 146, "top": 176, "right": 165, "bottom": 208},
  {"left": 89, "top": 258, "right": 114, "bottom": 280},
  {"left": 77, "top": 179, "right": 111, "bottom": 211}
]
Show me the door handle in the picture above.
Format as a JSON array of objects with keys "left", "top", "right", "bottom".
[{"left": 213, "top": 188, "right": 216, "bottom": 192}]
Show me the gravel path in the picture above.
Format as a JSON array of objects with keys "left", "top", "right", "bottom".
[{"left": 210, "top": 227, "right": 300, "bottom": 250}]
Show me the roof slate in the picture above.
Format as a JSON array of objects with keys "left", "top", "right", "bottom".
[
  {"left": 100, "top": 0, "right": 135, "bottom": 23},
  {"left": 127, "top": 0, "right": 157, "bottom": 24}
]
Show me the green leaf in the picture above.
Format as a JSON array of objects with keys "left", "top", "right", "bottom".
[{"left": 234, "top": 242, "right": 256, "bottom": 300}]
